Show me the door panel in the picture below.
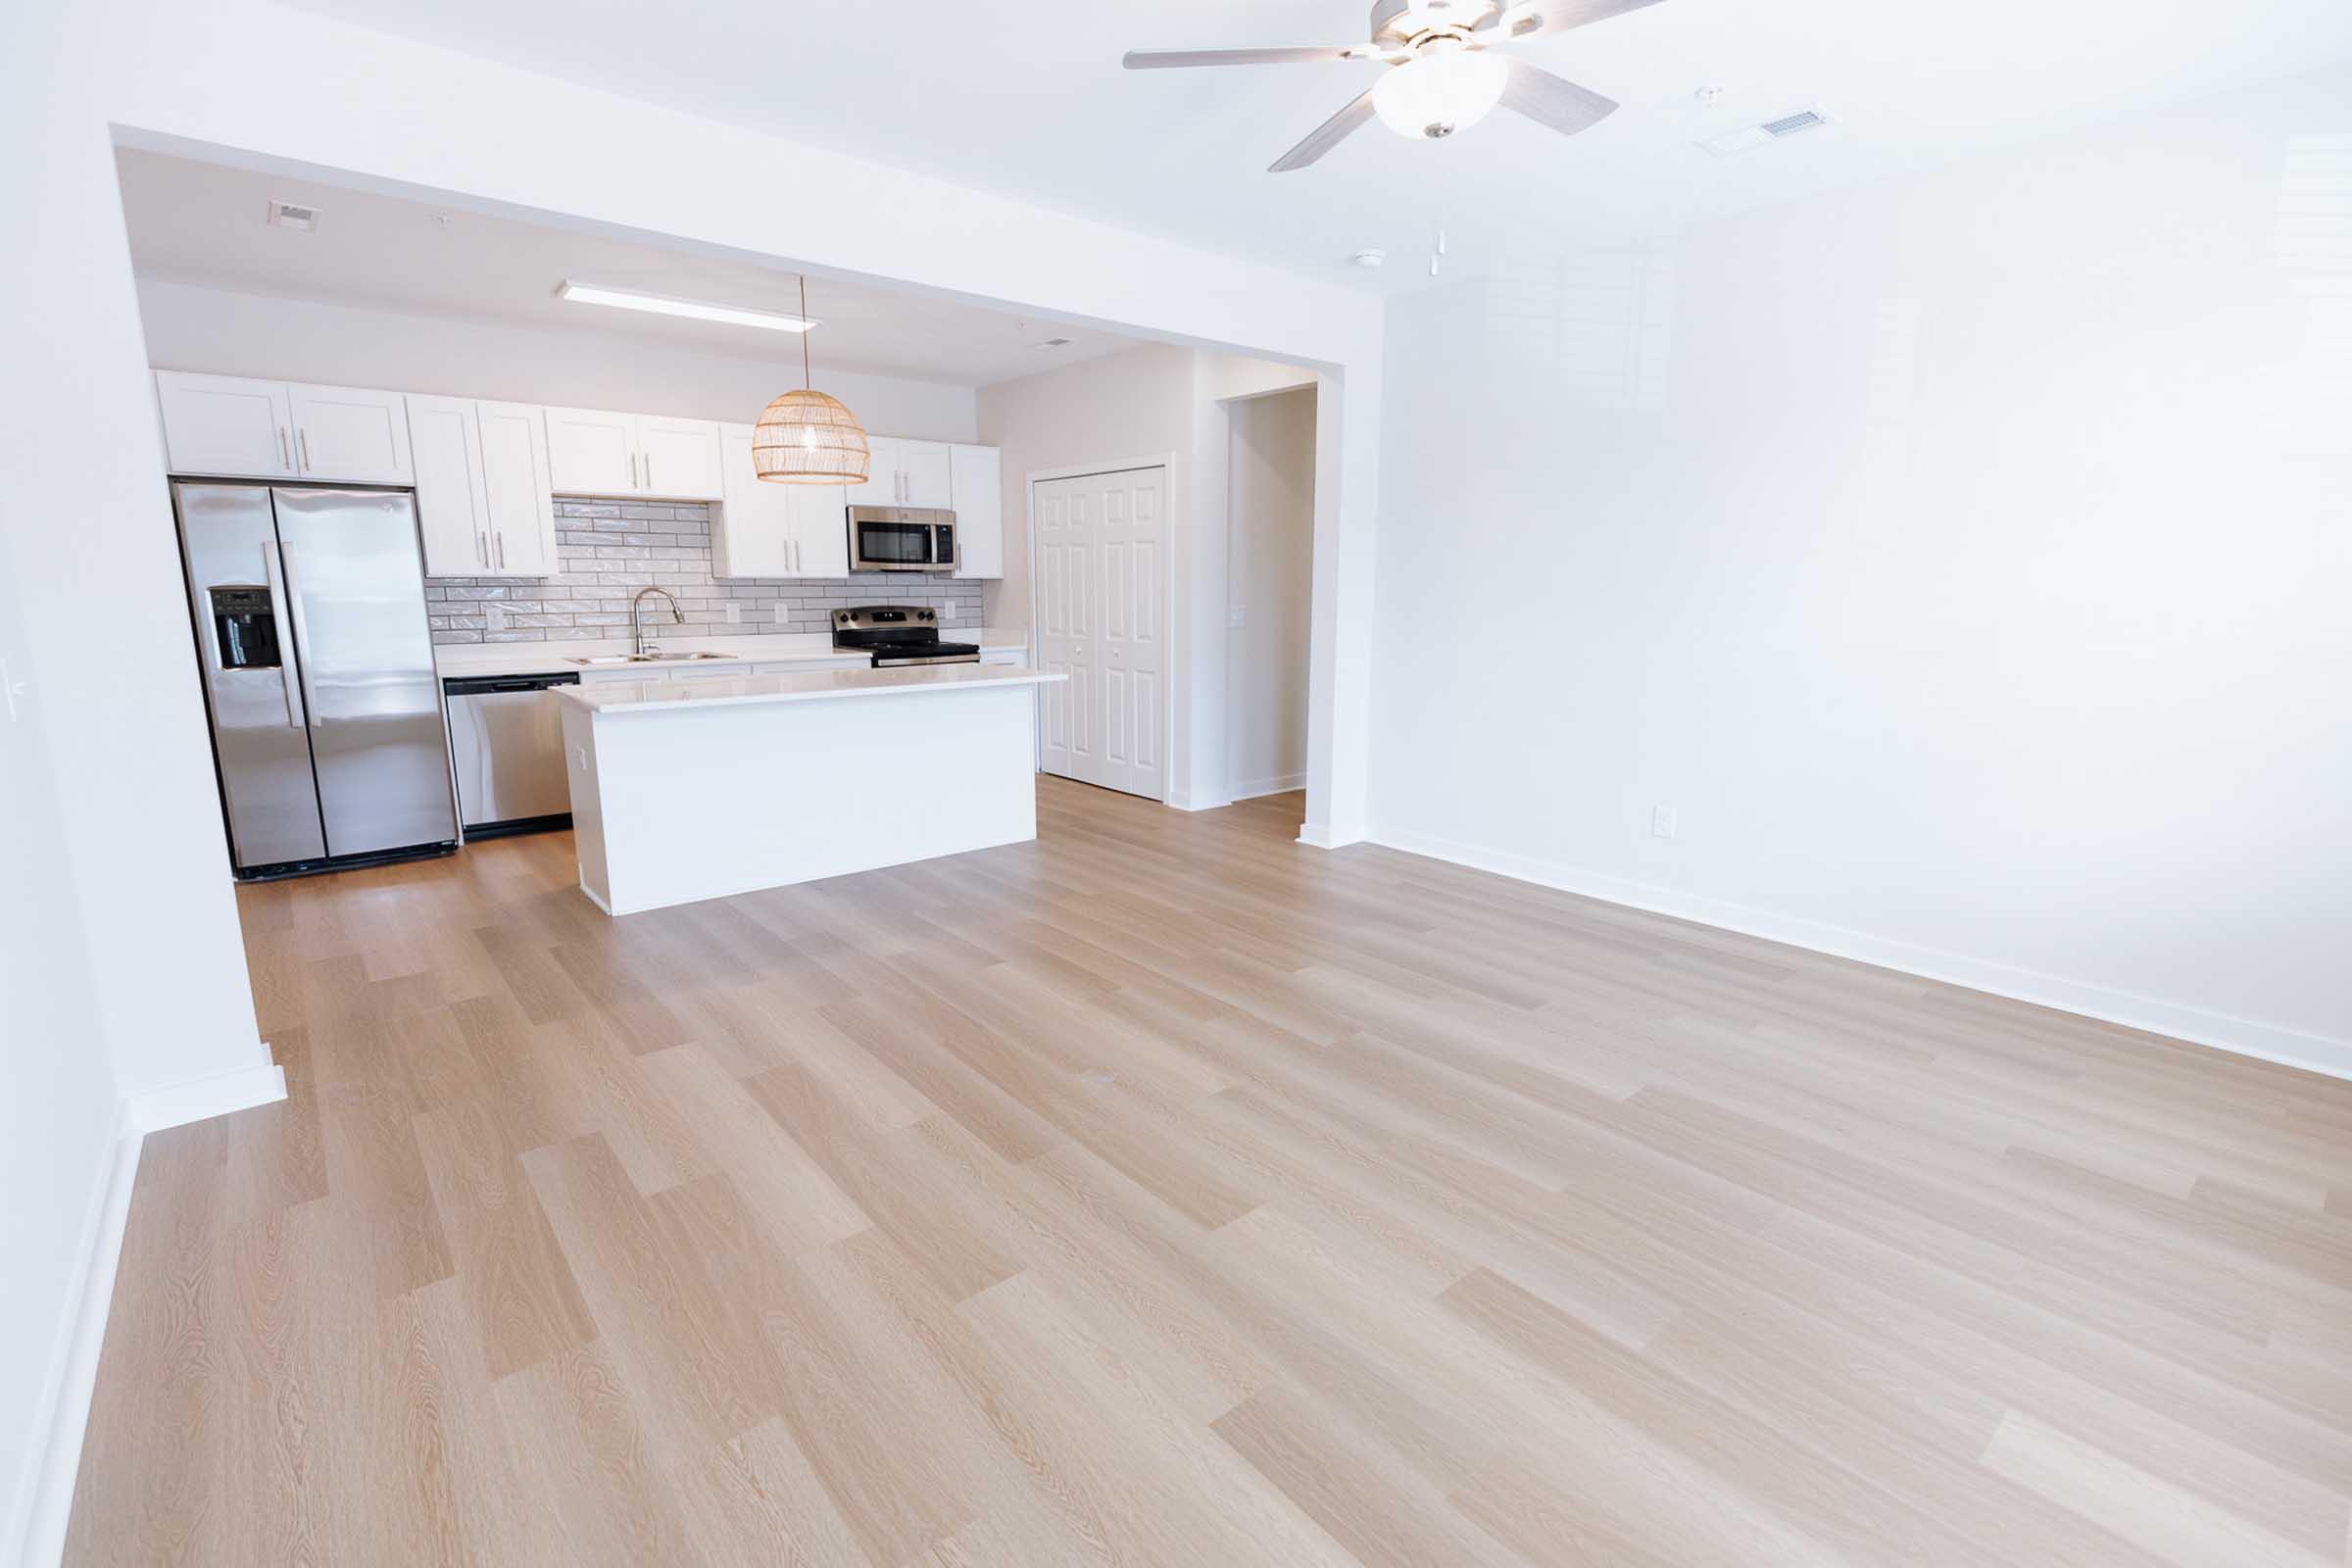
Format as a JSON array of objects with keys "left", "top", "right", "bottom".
[
  {"left": 543, "top": 406, "right": 639, "bottom": 495},
  {"left": 845, "top": 436, "right": 900, "bottom": 509},
  {"left": 172, "top": 481, "right": 325, "bottom": 867},
  {"left": 289, "top": 382, "right": 414, "bottom": 483},
  {"left": 405, "top": 395, "right": 490, "bottom": 576},
  {"left": 156, "top": 371, "right": 293, "bottom": 478},
  {"left": 714, "top": 422, "right": 792, "bottom": 577},
  {"left": 950, "top": 444, "right": 1003, "bottom": 578},
  {"left": 270, "top": 488, "right": 456, "bottom": 857},
  {"left": 478, "top": 402, "right": 559, "bottom": 575},
  {"left": 897, "top": 440, "right": 954, "bottom": 509},
  {"left": 637, "top": 415, "right": 725, "bottom": 501},
  {"left": 1030, "top": 466, "right": 1166, "bottom": 799},
  {"left": 794, "top": 483, "right": 852, "bottom": 577}
]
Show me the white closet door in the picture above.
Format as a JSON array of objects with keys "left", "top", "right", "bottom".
[{"left": 1032, "top": 466, "right": 1166, "bottom": 800}]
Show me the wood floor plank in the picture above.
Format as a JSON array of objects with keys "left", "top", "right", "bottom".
[{"left": 64, "top": 778, "right": 2352, "bottom": 1567}]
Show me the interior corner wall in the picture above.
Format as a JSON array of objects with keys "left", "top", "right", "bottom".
[
  {"left": 134, "top": 278, "right": 980, "bottom": 442},
  {"left": 0, "top": 518, "right": 122, "bottom": 1568},
  {"left": 976, "top": 345, "right": 1317, "bottom": 808},
  {"left": 1224, "top": 386, "right": 1317, "bottom": 801},
  {"left": 1368, "top": 64, "right": 2352, "bottom": 1071}
]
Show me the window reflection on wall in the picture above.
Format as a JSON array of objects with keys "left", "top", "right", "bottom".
[
  {"left": 1480, "top": 238, "right": 1677, "bottom": 412},
  {"left": 2278, "top": 132, "right": 2352, "bottom": 421}
]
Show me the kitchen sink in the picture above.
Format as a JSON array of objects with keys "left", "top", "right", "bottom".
[{"left": 566, "top": 652, "right": 741, "bottom": 666}]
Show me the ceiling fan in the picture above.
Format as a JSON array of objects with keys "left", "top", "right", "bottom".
[{"left": 1124, "top": 0, "right": 1663, "bottom": 172}]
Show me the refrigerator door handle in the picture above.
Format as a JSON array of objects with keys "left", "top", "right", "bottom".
[
  {"left": 277, "top": 539, "right": 324, "bottom": 730},
  {"left": 262, "top": 541, "right": 306, "bottom": 728}
]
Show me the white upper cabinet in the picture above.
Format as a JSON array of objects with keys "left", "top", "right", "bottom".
[
  {"left": 405, "top": 395, "right": 492, "bottom": 576},
  {"left": 714, "top": 421, "right": 849, "bottom": 579},
  {"left": 898, "top": 440, "right": 954, "bottom": 509},
  {"left": 950, "top": 443, "right": 1004, "bottom": 579},
  {"left": 476, "top": 402, "right": 560, "bottom": 575},
  {"left": 842, "top": 436, "right": 954, "bottom": 510},
  {"left": 844, "top": 435, "right": 900, "bottom": 510},
  {"left": 635, "top": 414, "right": 725, "bottom": 501},
  {"left": 544, "top": 406, "right": 722, "bottom": 500},
  {"left": 156, "top": 371, "right": 412, "bottom": 482},
  {"left": 713, "top": 422, "right": 791, "bottom": 577},
  {"left": 155, "top": 371, "right": 295, "bottom": 477},
  {"left": 543, "top": 406, "right": 640, "bottom": 496},
  {"left": 796, "top": 484, "right": 852, "bottom": 577},
  {"left": 286, "top": 381, "right": 413, "bottom": 483},
  {"left": 407, "top": 396, "right": 559, "bottom": 577}
]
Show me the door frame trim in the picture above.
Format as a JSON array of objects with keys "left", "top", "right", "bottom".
[{"left": 1025, "top": 455, "right": 1178, "bottom": 804}]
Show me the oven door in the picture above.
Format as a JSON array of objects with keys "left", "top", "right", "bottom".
[{"left": 850, "top": 510, "right": 939, "bottom": 571}]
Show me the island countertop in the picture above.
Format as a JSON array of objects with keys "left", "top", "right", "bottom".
[{"left": 555, "top": 662, "right": 1064, "bottom": 713}]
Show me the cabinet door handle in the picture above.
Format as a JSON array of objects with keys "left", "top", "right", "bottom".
[
  {"left": 644, "top": 452, "right": 654, "bottom": 492},
  {"left": 299, "top": 428, "right": 312, "bottom": 471},
  {"left": 277, "top": 427, "right": 291, "bottom": 469},
  {"left": 494, "top": 531, "right": 506, "bottom": 569},
  {"left": 477, "top": 529, "right": 491, "bottom": 568}
]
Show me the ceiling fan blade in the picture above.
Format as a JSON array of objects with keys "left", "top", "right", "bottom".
[
  {"left": 1269, "top": 89, "right": 1379, "bottom": 172},
  {"left": 1124, "top": 46, "right": 1361, "bottom": 70},
  {"left": 1484, "top": 0, "right": 1666, "bottom": 43},
  {"left": 1498, "top": 59, "right": 1619, "bottom": 137}
]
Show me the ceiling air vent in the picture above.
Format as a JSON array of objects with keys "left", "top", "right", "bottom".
[
  {"left": 266, "top": 199, "right": 320, "bottom": 231},
  {"left": 1028, "top": 336, "right": 1073, "bottom": 350},
  {"left": 1698, "top": 106, "right": 1838, "bottom": 159}
]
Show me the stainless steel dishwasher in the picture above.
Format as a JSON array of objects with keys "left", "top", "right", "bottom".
[{"left": 442, "top": 671, "right": 580, "bottom": 837}]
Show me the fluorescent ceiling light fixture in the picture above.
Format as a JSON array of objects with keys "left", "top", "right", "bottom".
[{"left": 557, "top": 280, "right": 818, "bottom": 333}]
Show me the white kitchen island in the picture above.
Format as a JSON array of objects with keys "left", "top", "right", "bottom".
[{"left": 555, "top": 663, "right": 1064, "bottom": 915}]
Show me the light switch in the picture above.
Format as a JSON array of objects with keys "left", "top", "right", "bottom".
[
  {"left": 484, "top": 604, "right": 506, "bottom": 634},
  {"left": 1651, "top": 805, "right": 1678, "bottom": 840},
  {"left": 724, "top": 603, "right": 741, "bottom": 624}
]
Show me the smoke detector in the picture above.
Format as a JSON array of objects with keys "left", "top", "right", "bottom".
[
  {"left": 1698, "top": 106, "right": 1838, "bottom": 158},
  {"left": 266, "top": 199, "right": 320, "bottom": 231},
  {"left": 1351, "top": 249, "right": 1388, "bottom": 270}
]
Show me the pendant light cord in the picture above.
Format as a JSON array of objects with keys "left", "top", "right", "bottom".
[{"left": 800, "top": 274, "right": 812, "bottom": 391}]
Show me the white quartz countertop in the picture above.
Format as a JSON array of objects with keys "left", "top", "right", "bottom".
[
  {"left": 436, "top": 627, "right": 1029, "bottom": 680},
  {"left": 557, "top": 662, "right": 1065, "bottom": 713}
]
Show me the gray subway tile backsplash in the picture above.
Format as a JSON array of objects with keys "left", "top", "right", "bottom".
[{"left": 424, "top": 499, "right": 982, "bottom": 645}]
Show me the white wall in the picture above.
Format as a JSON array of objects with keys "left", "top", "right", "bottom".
[
  {"left": 136, "top": 278, "right": 978, "bottom": 441},
  {"left": 1371, "top": 66, "right": 2352, "bottom": 1070},
  {"left": 0, "top": 525, "right": 121, "bottom": 1567},
  {"left": 1225, "top": 387, "right": 1316, "bottom": 799}
]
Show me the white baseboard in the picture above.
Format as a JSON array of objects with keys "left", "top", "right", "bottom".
[
  {"left": 125, "top": 1059, "right": 286, "bottom": 1135},
  {"left": 1165, "top": 792, "right": 1229, "bottom": 813},
  {"left": 1371, "top": 825, "right": 2352, "bottom": 1084},
  {"left": 1230, "top": 772, "right": 1305, "bottom": 802},
  {"left": 11, "top": 1110, "right": 139, "bottom": 1568},
  {"left": 13, "top": 1051, "right": 286, "bottom": 1565}
]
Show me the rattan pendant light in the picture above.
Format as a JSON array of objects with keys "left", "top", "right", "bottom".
[{"left": 752, "top": 275, "right": 870, "bottom": 485}]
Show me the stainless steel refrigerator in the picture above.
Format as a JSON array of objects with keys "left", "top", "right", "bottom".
[{"left": 173, "top": 481, "right": 458, "bottom": 876}]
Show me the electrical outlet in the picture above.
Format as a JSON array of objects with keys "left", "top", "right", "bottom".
[
  {"left": 1651, "top": 805, "right": 1678, "bottom": 841},
  {"left": 1228, "top": 605, "right": 1249, "bottom": 629},
  {"left": 0, "top": 656, "right": 24, "bottom": 722},
  {"left": 774, "top": 604, "right": 789, "bottom": 624},
  {"left": 724, "top": 602, "right": 741, "bottom": 624},
  {"left": 483, "top": 603, "right": 505, "bottom": 634}
]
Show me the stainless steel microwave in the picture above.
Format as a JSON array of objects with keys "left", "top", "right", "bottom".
[{"left": 848, "top": 506, "right": 956, "bottom": 572}]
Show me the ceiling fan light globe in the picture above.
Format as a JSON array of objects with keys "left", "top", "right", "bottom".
[{"left": 1372, "top": 45, "right": 1507, "bottom": 142}]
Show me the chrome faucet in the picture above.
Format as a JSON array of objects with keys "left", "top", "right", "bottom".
[{"left": 632, "top": 586, "right": 683, "bottom": 656}]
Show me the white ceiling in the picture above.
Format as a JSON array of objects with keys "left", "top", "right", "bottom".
[
  {"left": 270, "top": 0, "right": 2352, "bottom": 295},
  {"left": 114, "top": 150, "right": 1143, "bottom": 387}
]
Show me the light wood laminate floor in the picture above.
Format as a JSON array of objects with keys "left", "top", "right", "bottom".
[{"left": 66, "top": 777, "right": 2352, "bottom": 1566}]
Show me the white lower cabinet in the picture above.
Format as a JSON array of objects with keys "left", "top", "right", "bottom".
[{"left": 406, "top": 395, "right": 558, "bottom": 577}]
